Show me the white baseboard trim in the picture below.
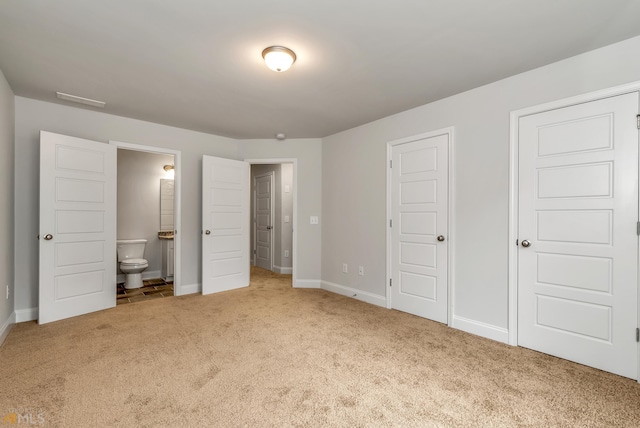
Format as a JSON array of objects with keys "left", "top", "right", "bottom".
[
  {"left": 176, "top": 283, "right": 201, "bottom": 296},
  {"left": 321, "top": 281, "right": 387, "bottom": 308},
  {"left": 116, "top": 270, "right": 162, "bottom": 284},
  {"left": 15, "top": 307, "right": 38, "bottom": 323},
  {"left": 294, "top": 279, "right": 321, "bottom": 289},
  {"left": 451, "top": 315, "right": 509, "bottom": 344},
  {"left": 273, "top": 265, "right": 292, "bottom": 275},
  {"left": 0, "top": 312, "right": 16, "bottom": 346}
]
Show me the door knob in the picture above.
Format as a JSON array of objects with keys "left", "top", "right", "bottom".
[
  {"left": 44, "top": 234, "right": 53, "bottom": 241},
  {"left": 521, "top": 240, "right": 531, "bottom": 247},
  {"left": 205, "top": 230, "right": 211, "bottom": 235},
  {"left": 267, "top": 226, "right": 273, "bottom": 230},
  {"left": 437, "top": 235, "right": 445, "bottom": 242}
]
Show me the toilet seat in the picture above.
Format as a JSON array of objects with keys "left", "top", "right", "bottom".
[
  {"left": 121, "top": 258, "right": 147, "bottom": 265},
  {"left": 120, "top": 258, "right": 148, "bottom": 269}
]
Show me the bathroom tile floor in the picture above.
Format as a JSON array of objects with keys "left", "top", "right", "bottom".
[{"left": 116, "top": 278, "right": 174, "bottom": 305}]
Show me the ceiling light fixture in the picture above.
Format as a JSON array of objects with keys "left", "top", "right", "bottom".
[
  {"left": 262, "top": 46, "right": 296, "bottom": 72},
  {"left": 55, "top": 92, "right": 106, "bottom": 108}
]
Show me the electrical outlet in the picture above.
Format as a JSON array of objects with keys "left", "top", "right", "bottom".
[
  {"left": 284, "top": 215, "right": 290, "bottom": 223},
  {"left": 284, "top": 250, "right": 289, "bottom": 258},
  {"left": 342, "top": 263, "right": 348, "bottom": 274},
  {"left": 358, "top": 266, "right": 364, "bottom": 276}
]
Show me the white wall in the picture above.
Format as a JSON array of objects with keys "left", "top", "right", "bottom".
[
  {"left": 117, "top": 149, "right": 174, "bottom": 277},
  {"left": 240, "top": 139, "right": 322, "bottom": 286},
  {"left": 280, "top": 163, "right": 293, "bottom": 271},
  {"left": 0, "top": 68, "right": 15, "bottom": 342},
  {"left": 321, "top": 35, "right": 640, "bottom": 340},
  {"left": 14, "top": 97, "right": 239, "bottom": 311}
]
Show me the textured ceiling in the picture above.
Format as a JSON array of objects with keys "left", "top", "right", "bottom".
[{"left": 1, "top": 0, "right": 640, "bottom": 139}]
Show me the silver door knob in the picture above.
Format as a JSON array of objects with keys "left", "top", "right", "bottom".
[
  {"left": 521, "top": 240, "right": 531, "bottom": 247},
  {"left": 44, "top": 234, "right": 53, "bottom": 240},
  {"left": 437, "top": 235, "right": 445, "bottom": 242},
  {"left": 205, "top": 230, "right": 211, "bottom": 235}
]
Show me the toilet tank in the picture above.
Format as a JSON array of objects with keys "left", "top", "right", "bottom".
[{"left": 116, "top": 239, "right": 147, "bottom": 261}]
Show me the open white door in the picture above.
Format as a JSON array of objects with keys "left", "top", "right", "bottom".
[
  {"left": 202, "top": 155, "right": 250, "bottom": 295},
  {"left": 39, "top": 131, "right": 116, "bottom": 324}
]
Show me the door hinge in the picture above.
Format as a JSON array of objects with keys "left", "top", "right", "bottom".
[
  {"left": 637, "top": 222, "right": 640, "bottom": 236},
  {"left": 389, "top": 278, "right": 392, "bottom": 287},
  {"left": 389, "top": 160, "right": 392, "bottom": 168},
  {"left": 636, "top": 327, "right": 639, "bottom": 342},
  {"left": 637, "top": 114, "right": 640, "bottom": 129},
  {"left": 390, "top": 219, "right": 393, "bottom": 228}
]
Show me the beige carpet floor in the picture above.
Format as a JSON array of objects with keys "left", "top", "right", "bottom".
[{"left": 1, "top": 267, "right": 640, "bottom": 427}]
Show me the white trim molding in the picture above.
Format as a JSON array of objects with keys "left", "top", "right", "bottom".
[
  {"left": 451, "top": 315, "right": 509, "bottom": 344},
  {"left": 176, "top": 283, "right": 201, "bottom": 296},
  {"left": 15, "top": 307, "right": 38, "bottom": 323},
  {"left": 0, "top": 312, "right": 16, "bottom": 346},
  {"left": 294, "top": 279, "right": 321, "bottom": 289},
  {"left": 273, "top": 265, "right": 293, "bottom": 275},
  {"left": 321, "top": 281, "right": 387, "bottom": 308}
]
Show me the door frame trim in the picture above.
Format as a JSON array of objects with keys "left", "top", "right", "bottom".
[
  {"left": 109, "top": 140, "right": 182, "bottom": 296},
  {"left": 508, "top": 81, "right": 640, "bottom": 380},
  {"left": 253, "top": 171, "right": 275, "bottom": 271},
  {"left": 245, "top": 158, "right": 298, "bottom": 286},
  {"left": 386, "top": 127, "right": 455, "bottom": 326}
]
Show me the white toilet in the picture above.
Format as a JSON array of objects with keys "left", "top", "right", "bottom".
[{"left": 116, "top": 239, "right": 149, "bottom": 289}]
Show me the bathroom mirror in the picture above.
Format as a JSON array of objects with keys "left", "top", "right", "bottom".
[{"left": 160, "top": 179, "right": 174, "bottom": 231}]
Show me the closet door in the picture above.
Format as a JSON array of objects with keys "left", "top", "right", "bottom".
[
  {"left": 517, "top": 92, "right": 639, "bottom": 379},
  {"left": 390, "top": 132, "right": 449, "bottom": 323}
]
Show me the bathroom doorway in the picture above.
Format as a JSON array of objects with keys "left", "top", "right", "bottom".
[{"left": 111, "top": 141, "right": 181, "bottom": 302}]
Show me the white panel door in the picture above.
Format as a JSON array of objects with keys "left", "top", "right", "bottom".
[
  {"left": 390, "top": 133, "right": 449, "bottom": 323},
  {"left": 255, "top": 173, "right": 273, "bottom": 271},
  {"left": 518, "top": 92, "right": 639, "bottom": 379},
  {"left": 39, "top": 131, "right": 116, "bottom": 324},
  {"left": 202, "top": 155, "right": 250, "bottom": 295}
]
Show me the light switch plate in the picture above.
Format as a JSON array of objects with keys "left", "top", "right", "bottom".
[
  {"left": 310, "top": 216, "right": 319, "bottom": 224},
  {"left": 284, "top": 185, "right": 290, "bottom": 193},
  {"left": 284, "top": 215, "right": 290, "bottom": 223}
]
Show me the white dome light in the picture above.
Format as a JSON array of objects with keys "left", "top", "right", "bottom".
[{"left": 262, "top": 46, "right": 296, "bottom": 72}]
